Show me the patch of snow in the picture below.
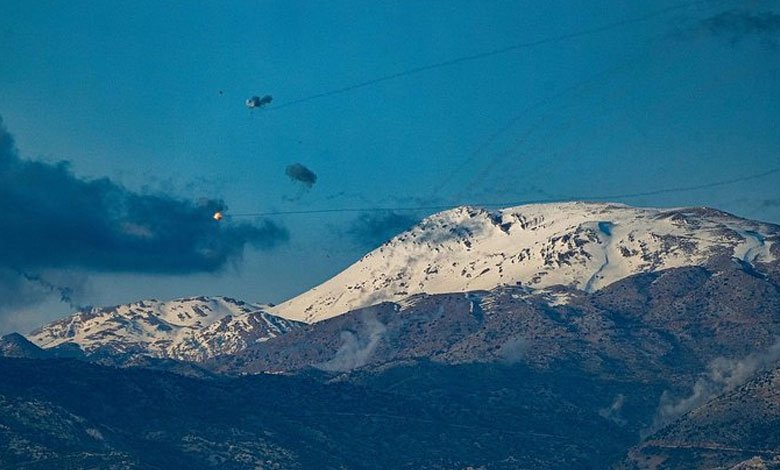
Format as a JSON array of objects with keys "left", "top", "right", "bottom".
[
  {"left": 272, "top": 202, "right": 779, "bottom": 323},
  {"left": 733, "top": 230, "right": 770, "bottom": 264},
  {"left": 29, "top": 296, "right": 301, "bottom": 361}
]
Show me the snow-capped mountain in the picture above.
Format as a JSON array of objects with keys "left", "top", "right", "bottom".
[
  {"left": 272, "top": 202, "right": 778, "bottom": 323},
  {"left": 29, "top": 296, "right": 301, "bottom": 361}
]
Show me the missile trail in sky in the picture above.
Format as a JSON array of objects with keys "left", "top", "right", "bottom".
[
  {"left": 223, "top": 167, "right": 780, "bottom": 218},
  {"left": 268, "top": 0, "right": 723, "bottom": 111}
]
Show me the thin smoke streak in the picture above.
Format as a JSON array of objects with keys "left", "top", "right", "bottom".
[
  {"left": 461, "top": 60, "right": 771, "bottom": 203},
  {"left": 227, "top": 167, "right": 780, "bottom": 218},
  {"left": 429, "top": 59, "right": 637, "bottom": 198},
  {"left": 266, "top": 0, "right": 718, "bottom": 111},
  {"left": 451, "top": 5, "right": 763, "bottom": 202}
]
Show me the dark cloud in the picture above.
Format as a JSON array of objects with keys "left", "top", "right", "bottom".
[
  {"left": 700, "top": 10, "right": 780, "bottom": 44},
  {"left": 0, "top": 268, "right": 49, "bottom": 332},
  {"left": 0, "top": 117, "right": 289, "bottom": 275},
  {"left": 346, "top": 211, "right": 420, "bottom": 248},
  {"left": 245, "top": 95, "right": 272, "bottom": 108},
  {"left": 0, "top": 269, "right": 54, "bottom": 312},
  {"left": 0, "top": 268, "right": 91, "bottom": 334},
  {"left": 15, "top": 270, "right": 80, "bottom": 308},
  {"left": 285, "top": 163, "right": 317, "bottom": 189}
]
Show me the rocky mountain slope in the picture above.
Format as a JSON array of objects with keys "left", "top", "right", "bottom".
[
  {"left": 4, "top": 353, "right": 776, "bottom": 469},
  {"left": 623, "top": 363, "right": 780, "bottom": 469},
  {"left": 22, "top": 203, "right": 780, "bottom": 364},
  {"left": 214, "top": 254, "right": 780, "bottom": 379},
  {"left": 0, "top": 356, "right": 666, "bottom": 469},
  {"left": 0, "top": 333, "right": 48, "bottom": 359},
  {"left": 4, "top": 202, "right": 780, "bottom": 468},
  {"left": 271, "top": 202, "right": 778, "bottom": 322},
  {"left": 28, "top": 296, "right": 301, "bottom": 361}
]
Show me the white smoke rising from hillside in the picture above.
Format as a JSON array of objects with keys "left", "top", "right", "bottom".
[
  {"left": 497, "top": 337, "right": 529, "bottom": 364},
  {"left": 599, "top": 394, "right": 627, "bottom": 426},
  {"left": 316, "top": 315, "right": 387, "bottom": 372},
  {"left": 652, "top": 338, "right": 780, "bottom": 431}
]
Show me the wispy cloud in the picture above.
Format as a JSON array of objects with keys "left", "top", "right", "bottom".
[
  {"left": 599, "top": 394, "right": 627, "bottom": 426},
  {"left": 346, "top": 211, "right": 420, "bottom": 248},
  {"left": 496, "top": 336, "right": 528, "bottom": 364},
  {"left": 651, "top": 339, "right": 780, "bottom": 432},
  {"left": 316, "top": 314, "right": 387, "bottom": 372},
  {"left": 700, "top": 9, "right": 780, "bottom": 45}
]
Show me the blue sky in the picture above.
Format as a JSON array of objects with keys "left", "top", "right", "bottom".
[{"left": 1, "top": 0, "right": 779, "bottom": 332}]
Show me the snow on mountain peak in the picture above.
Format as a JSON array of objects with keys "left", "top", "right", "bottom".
[
  {"left": 271, "top": 202, "right": 778, "bottom": 323},
  {"left": 29, "top": 296, "right": 301, "bottom": 361}
]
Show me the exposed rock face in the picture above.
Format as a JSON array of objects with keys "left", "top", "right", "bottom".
[
  {"left": 0, "top": 333, "right": 47, "bottom": 359},
  {"left": 28, "top": 296, "right": 301, "bottom": 361},
  {"left": 623, "top": 365, "right": 780, "bottom": 469},
  {"left": 271, "top": 202, "right": 778, "bottom": 322},
  {"left": 214, "top": 257, "right": 780, "bottom": 378},
  {"left": 3, "top": 203, "right": 780, "bottom": 469}
]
